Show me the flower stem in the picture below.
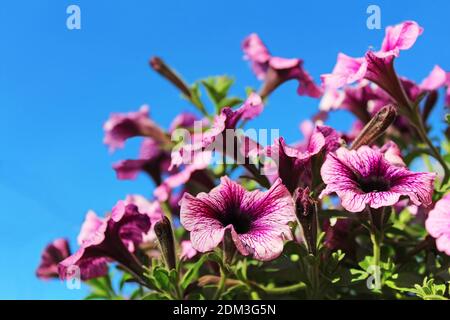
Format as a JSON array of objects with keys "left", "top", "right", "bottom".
[
  {"left": 256, "top": 282, "right": 307, "bottom": 295},
  {"left": 413, "top": 116, "right": 449, "bottom": 185},
  {"left": 368, "top": 207, "right": 384, "bottom": 291},
  {"left": 213, "top": 267, "right": 227, "bottom": 300}
]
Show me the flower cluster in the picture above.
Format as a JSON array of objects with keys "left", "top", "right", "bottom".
[{"left": 37, "top": 20, "right": 450, "bottom": 300}]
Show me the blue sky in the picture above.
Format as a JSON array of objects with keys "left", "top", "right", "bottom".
[{"left": 1, "top": 0, "right": 449, "bottom": 299}]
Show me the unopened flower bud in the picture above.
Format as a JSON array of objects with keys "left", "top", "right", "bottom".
[
  {"left": 223, "top": 228, "right": 236, "bottom": 265},
  {"left": 294, "top": 187, "right": 318, "bottom": 255},
  {"left": 149, "top": 57, "right": 192, "bottom": 99},
  {"left": 351, "top": 104, "right": 397, "bottom": 150},
  {"left": 154, "top": 216, "right": 176, "bottom": 270}
]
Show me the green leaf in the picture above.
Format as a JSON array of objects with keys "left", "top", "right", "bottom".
[
  {"left": 180, "top": 253, "right": 213, "bottom": 290},
  {"left": 202, "top": 76, "right": 234, "bottom": 102},
  {"left": 445, "top": 113, "right": 450, "bottom": 124},
  {"left": 119, "top": 272, "right": 134, "bottom": 291},
  {"left": 217, "top": 96, "right": 243, "bottom": 110},
  {"left": 142, "top": 292, "right": 170, "bottom": 300},
  {"left": 153, "top": 267, "right": 171, "bottom": 291}
]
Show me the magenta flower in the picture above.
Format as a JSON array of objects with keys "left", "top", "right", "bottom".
[
  {"left": 171, "top": 93, "right": 264, "bottom": 168},
  {"left": 380, "top": 20, "right": 424, "bottom": 57},
  {"left": 155, "top": 151, "right": 214, "bottom": 202},
  {"left": 425, "top": 194, "right": 450, "bottom": 256},
  {"left": 103, "top": 105, "right": 169, "bottom": 152},
  {"left": 113, "top": 138, "right": 171, "bottom": 184},
  {"left": 124, "top": 194, "right": 164, "bottom": 243},
  {"left": 180, "top": 240, "right": 198, "bottom": 261},
  {"left": 320, "top": 82, "right": 378, "bottom": 123},
  {"left": 322, "top": 21, "right": 423, "bottom": 91},
  {"left": 265, "top": 125, "right": 341, "bottom": 193},
  {"left": 36, "top": 238, "right": 71, "bottom": 280},
  {"left": 242, "top": 33, "right": 322, "bottom": 98},
  {"left": 320, "top": 146, "right": 436, "bottom": 212},
  {"left": 323, "top": 219, "right": 356, "bottom": 259},
  {"left": 180, "top": 177, "right": 296, "bottom": 261},
  {"left": 420, "top": 65, "right": 450, "bottom": 106},
  {"left": 58, "top": 201, "right": 151, "bottom": 281}
]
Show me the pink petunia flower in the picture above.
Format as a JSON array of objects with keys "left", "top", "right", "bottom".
[
  {"left": 155, "top": 151, "right": 213, "bottom": 202},
  {"left": 58, "top": 201, "right": 151, "bottom": 281},
  {"left": 420, "top": 65, "right": 450, "bottom": 106},
  {"left": 180, "top": 240, "right": 198, "bottom": 261},
  {"left": 321, "top": 21, "right": 423, "bottom": 91},
  {"left": 36, "top": 238, "right": 71, "bottom": 280},
  {"left": 113, "top": 112, "right": 199, "bottom": 183},
  {"left": 264, "top": 125, "right": 341, "bottom": 193},
  {"left": 242, "top": 33, "right": 322, "bottom": 98},
  {"left": 124, "top": 194, "right": 164, "bottom": 243},
  {"left": 323, "top": 219, "right": 357, "bottom": 259},
  {"left": 113, "top": 138, "right": 171, "bottom": 184},
  {"left": 425, "top": 194, "right": 450, "bottom": 256},
  {"left": 320, "top": 146, "right": 436, "bottom": 213},
  {"left": 103, "top": 105, "right": 169, "bottom": 152},
  {"left": 179, "top": 177, "right": 296, "bottom": 261},
  {"left": 170, "top": 93, "right": 264, "bottom": 168}
]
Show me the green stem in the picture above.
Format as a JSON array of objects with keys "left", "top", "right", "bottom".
[
  {"left": 257, "top": 282, "right": 307, "bottom": 295},
  {"left": 213, "top": 268, "right": 226, "bottom": 300},
  {"left": 412, "top": 112, "right": 449, "bottom": 186},
  {"left": 368, "top": 207, "right": 384, "bottom": 291}
]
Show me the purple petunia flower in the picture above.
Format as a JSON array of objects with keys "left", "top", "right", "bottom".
[
  {"left": 170, "top": 93, "right": 264, "bottom": 168},
  {"left": 155, "top": 151, "right": 213, "bottom": 202},
  {"left": 113, "top": 138, "right": 171, "bottom": 184},
  {"left": 36, "top": 238, "right": 71, "bottom": 280},
  {"left": 103, "top": 105, "right": 169, "bottom": 152},
  {"left": 179, "top": 176, "right": 296, "bottom": 261},
  {"left": 420, "top": 65, "right": 450, "bottom": 106},
  {"left": 425, "top": 194, "right": 450, "bottom": 256},
  {"left": 320, "top": 146, "right": 436, "bottom": 213},
  {"left": 58, "top": 201, "right": 151, "bottom": 281},
  {"left": 321, "top": 21, "right": 423, "bottom": 92},
  {"left": 242, "top": 33, "right": 322, "bottom": 98},
  {"left": 264, "top": 125, "right": 341, "bottom": 193},
  {"left": 113, "top": 112, "right": 199, "bottom": 184},
  {"left": 180, "top": 240, "right": 198, "bottom": 261}
]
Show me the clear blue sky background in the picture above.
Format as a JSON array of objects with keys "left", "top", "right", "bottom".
[{"left": 1, "top": 0, "right": 449, "bottom": 299}]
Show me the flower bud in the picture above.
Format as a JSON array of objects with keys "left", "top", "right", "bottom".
[
  {"left": 149, "top": 57, "right": 192, "bottom": 99},
  {"left": 223, "top": 228, "right": 236, "bottom": 265},
  {"left": 351, "top": 104, "right": 397, "bottom": 150},
  {"left": 154, "top": 216, "right": 176, "bottom": 270},
  {"left": 294, "top": 187, "right": 318, "bottom": 255}
]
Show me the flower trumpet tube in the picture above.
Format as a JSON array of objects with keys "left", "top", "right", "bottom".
[{"left": 154, "top": 216, "right": 177, "bottom": 270}]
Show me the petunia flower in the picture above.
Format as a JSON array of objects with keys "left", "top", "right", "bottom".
[
  {"left": 379, "top": 20, "right": 424, "bottom": 58},
  {"left": 425, "top": 194, "right": 450, "bottom": 256},
  {"left": 170, "top": 93, "right": 264, "bottom": 168},
  {"left": 242, "top": 33, "right": 322, "bottom": 98},
  {"left": 58, "top": 201, "right": 151, "bottom": 281},
  {"left": 264, "top": 125, "right": 341, "bottom": 193},
  {"left": 321, "top": 20, "right": 423, "bottom": 100},
  {"left": 323, "top": 219, "right": 357, "bottom": 259},
  {"left": 36, "top": 238, "right": 71, "bottom": 280},
  {"left": 179, "top": 176, "right": 296, "bottom": 261},
  {"left": 180, "top": 240, "right": 198, "bottom": 261},
  {"left": 154, "top": 151, "right": 214, "bottom": 202},
  {"left": 320, "top": 146, "right": 436, "bottom": 213},
  {"left": 113, "top": 112, "right": 198, "bottom": 183},
  {"left": 113, "top": 138, "right": 171, "bottom": 184},
  {"left": 103, "top": 105, "right": 170, "bottom": 152},
  {"left": 124, "top": 194, "right": 164, "bottom": 243},
  {"left": 420, "top": 65, "right": 450, "bottom": 106}
]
